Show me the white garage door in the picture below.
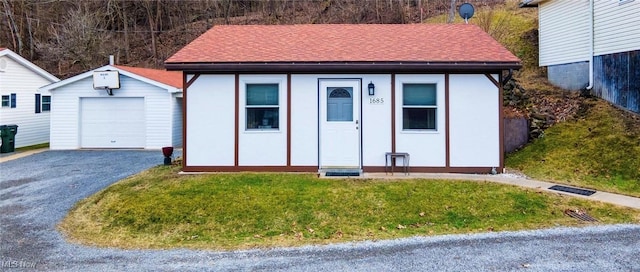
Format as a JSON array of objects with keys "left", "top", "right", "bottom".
[{"left": 80, "top": 97, "right": 145, "bottom": 148}]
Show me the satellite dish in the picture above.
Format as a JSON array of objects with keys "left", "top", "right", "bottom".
[{"left": 458, "top": 3, "right": 475, "bottom": 24}]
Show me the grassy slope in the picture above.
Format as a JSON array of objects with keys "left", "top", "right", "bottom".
[
  {"left": 59, "top": 167, "right": 638, "bottom": 250},
  {"left": 507, "top": 99, "right": 640, "bottom": 196}
]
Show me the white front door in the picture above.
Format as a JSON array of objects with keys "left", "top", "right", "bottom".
[{"left": 319, "top": 79, "right": 361, "bottom": 169}]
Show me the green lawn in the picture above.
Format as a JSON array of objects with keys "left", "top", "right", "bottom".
[
  {"left": 59, "top": 166, "right": 639, "bottom": 250},
  {"left": 15, "top": 142, "right": 49, "bottom": 152},
  {"left": 507, "top": 99, "right": 640, "bottom": 197}
]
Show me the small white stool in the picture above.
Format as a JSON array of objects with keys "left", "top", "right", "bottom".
[{"left": 385, "top": 152, "right": 410, "bottom": 175}]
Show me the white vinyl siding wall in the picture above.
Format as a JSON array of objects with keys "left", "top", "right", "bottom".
[
  {"left": 172, "top": 97, "right": 183, "bottom": 148},
  {"left": 185, "top": 73, "right": 502, "bottom": 170},
  {"left": 289, "top": 74, "right": 392, "bottom": 167},
  {"left": 449, "top": 74, "right": 500, "bottom": 167},
  {"left": 238, "top": 75, "right": 287, "bottom": 166},
  {"left": 289, "top": 75, "right": 320, "bottom": 166},
  {"left": 538, "top": 0, "right": 591, "bottom": 66},
  {"left": 0, "top": 56, "right": 55, "bottom": 148},
  {"left": 593, "top": 0, "right": 640, "bottom": 56},
  {"left": 50, "top": 75, "right": 176, "bottom": 149},
  {"left": 394, "top": 74, "right": 446, "bottom": 167},
  {"left": 358, "top": 74, "right": 392, "bottom": 167},
  {"left": 185, "top": 74, "right": 235, "bottom": 166}
]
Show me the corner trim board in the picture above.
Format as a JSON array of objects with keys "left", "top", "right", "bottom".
[
  {"left": 287, "top": 74, "right": 292, "bottom": 166},
  {"left": 182, "top": 72, "right": 188, "bottom": 169},
  {"left": 445, "top": 73, "right": 450, "bottom": 170},
  {"left": 498, "top": 72, "right": 505, "bottom": 173},
  {"left": 234, "top": 74, "right": 240, "bottom": 167},
  {"left": 391, "top": 74, "right": 396, "bottom": 153}
]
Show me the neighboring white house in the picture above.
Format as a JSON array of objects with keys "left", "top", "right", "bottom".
[
  {"left": 165, "top": 24, "right": 521, "bottom": 174},
  {"left": 39, "top": 64, "right": 183, "bottom": 149},
  {"left": 0, "top": 48, "right": 60, "bottom": 148},
  {"left": 521, "top": 0, "right": 640, "bottom": 114}
]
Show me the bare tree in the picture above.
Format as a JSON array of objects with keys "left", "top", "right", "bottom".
[
  {"left": 447, "top": 0, "right": 456, "bottom": 23},
  {"left": 37, "top": 4, "right": 113, "bottom": 75},
  {"left": 2, "top": 0, "right": 24, "bottom": 55}
]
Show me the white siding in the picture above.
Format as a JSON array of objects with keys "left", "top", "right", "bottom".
[
  {"left": 185, "top": 75, "right": 235, "bottom": 166},
  {"left": 449, "top": 74, "right": 500, "bottom": 167},
  {"left": 395, "top": 75, "right": 447, "bottom": 167},
  {"left": 538, "top": 0, "right": 591, "bottom": 66},
  {"left": 290, "top": 75, "right": 319, "bottom": 166},
  {"left": 238, "top": 75, "right": 288, "bottom": 166},
  {"left": 0, "top": 56, "right": 55, "bottom": 148},
  {"left": 49, "top": 75, "right": 173, "bottom": 149},
  {"left": 290, "top": 74, "right": 392, "bottom": 167},
  {"left": 185, "top": 73, "right": 501, "bottom": 170},
  {"left": 144, "top": 81, "right": 172, "bottom": 149},
  {"left": 172, "top": 97, "right": 183, "bottom": 148},
  {"left": 360, "top": 75, "right": 392, "bottom": 167},
  {"left": 593, "top": 0, "right": 640, "bottom": 56}
]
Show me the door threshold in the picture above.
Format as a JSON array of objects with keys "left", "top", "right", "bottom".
[{"left": 320, "top": 168, "right": 362, "bottom": 177}]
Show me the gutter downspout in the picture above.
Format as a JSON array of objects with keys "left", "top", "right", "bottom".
[{"left": 586, "top": 0, "right": 594, "bottom": 90}]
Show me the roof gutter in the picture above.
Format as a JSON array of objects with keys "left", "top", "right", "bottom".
[
  {"left": 586, "top": 0, "right": 594, "bottom": 90},
  {"left": 165, "top": 61, "right": 522, "bottom": 73},
  {"left": 519, "top": 0, "right": 542, "bottom": 8}
]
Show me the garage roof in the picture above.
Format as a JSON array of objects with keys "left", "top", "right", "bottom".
[
  {"left": 40, "top": 65, "right": 182, "bottom": 93},
  {"left": 114, "top": 65, "right": 182, "bottom": 89}
]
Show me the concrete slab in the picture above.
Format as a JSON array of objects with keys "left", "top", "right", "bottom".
[{"left": 0, "top": 148, "right": 49, "bottom": 163}]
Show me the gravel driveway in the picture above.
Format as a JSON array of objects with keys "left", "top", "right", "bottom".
[{"left": 1, "top": 150, "right": 639, "bottom": 271}]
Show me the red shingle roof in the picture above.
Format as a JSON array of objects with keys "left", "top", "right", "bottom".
[
  {"left": 114, "top": 65, "right": 182, "bottom": 88},
  {"left": 167, "top": 24, "right": 520, "bottom": 64}
]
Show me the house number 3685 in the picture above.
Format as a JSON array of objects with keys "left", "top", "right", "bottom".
[{"left": 369, "top": 97, "right": 384, "bottom": 104}]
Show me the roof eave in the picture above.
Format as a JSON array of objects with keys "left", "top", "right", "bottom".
[
  {"left": 519, "top": 0, "right": 544, "bottom": 8},
  {"left": 165, "top": 62, "right": 522, "bottom": 73}
]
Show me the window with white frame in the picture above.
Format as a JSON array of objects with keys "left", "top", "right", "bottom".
[
  {"left": 246, "top": 83, "right": 279, "bottom": 130},
  {"left": 2, "top": 93, "right": 16, "bottom": 108},
  {"left": 42, "top": 95, "right": 51, "bottom": 111},
  {"left": 36, "top": 94, "right": 51, "bottom": 113},
  {"left": 402, "top": 83, "right": 437, "bottom": 130},
  {"left": 1, "top": 95, "right": 9, "bottom": 107}
]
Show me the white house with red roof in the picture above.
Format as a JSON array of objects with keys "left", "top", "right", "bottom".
[
  {"left": 39, "top": 63, "right": 183, "bottom": 149},
  {"left": 165, "top": 24, "right": 521, "bottom": 175},
  {"left": 0, "top": 48, "right": 60, "bottom": 149}
]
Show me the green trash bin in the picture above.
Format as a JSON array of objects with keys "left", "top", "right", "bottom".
[{"left": 0, "top": 124, "right": 18, "bottom": 153}]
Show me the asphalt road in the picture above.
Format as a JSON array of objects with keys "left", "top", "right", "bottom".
[{"left": 1, "top": 150, "right": 639, "bottom": 271}]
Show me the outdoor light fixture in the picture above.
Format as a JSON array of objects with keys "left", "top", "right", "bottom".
[{"left": 368, "top": 81, "right": 375, "bottom": 96}]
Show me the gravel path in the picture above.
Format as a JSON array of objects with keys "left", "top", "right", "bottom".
[{"left": 1, "top": 150, "right": 639, "bottom": 271}]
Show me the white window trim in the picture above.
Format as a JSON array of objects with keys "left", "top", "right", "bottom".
[
  {"left": 241, "top": 77, "right": 284, "bottom": 132},
  {"left": 401, "top": 83, "right": 439, "bottom": 132},
  {"left": 1, "top": 95, "right": 9, "bottom": 107},
  {"left": 42, "top": 95, "right": 51, "bottom": 112}
]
